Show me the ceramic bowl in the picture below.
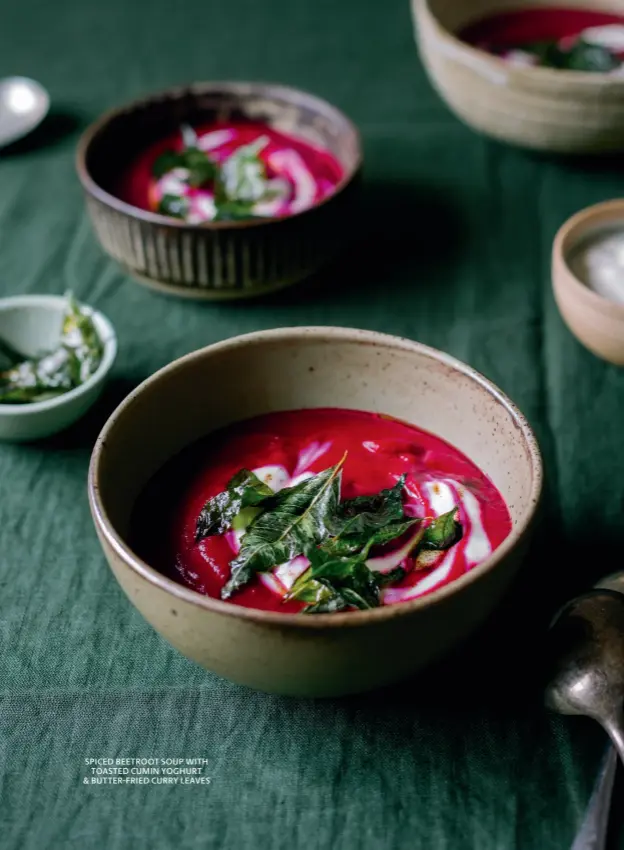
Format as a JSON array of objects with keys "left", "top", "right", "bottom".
[
  {"left": 76, "top": 82, "right": 362, "bottom": 300},
  {"left": 0, "top": 295, "right": 117, "bottom": 442},
  {"left": 89, "top": 327, "right": 542, "bottom": 697},
  {"left": 553, "top": 199, "right": 624, "bottom": 365},
  {"left": 412, "top": 0, "right": 624, "bottom": 153}
]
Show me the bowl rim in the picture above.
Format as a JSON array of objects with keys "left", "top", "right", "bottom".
[
  {"left": 75, "top": 80, "right": 363, "bottom": 232},
  {"left": 89, "top": 326, "right": 543, "bottom": 630},
  {"left": 552, "top": 198, "right": 624, "bottom": 318},
  {"left": 0, "top": 294, "right": 117, "bottom": 416},
  {"left": 417, "top": 0, "right": 624, "bottom": 88}
]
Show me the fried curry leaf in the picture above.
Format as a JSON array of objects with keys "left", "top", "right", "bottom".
[
  {"left": 421, "top": 507, "right": 463, "bottom": 551},
  {"left": 221, "top": 459, "right": 345, "bottom": 599},
  {"left": 321, "top": 517, "right": 418, "bottom": 558},
  {"left": 195, "top": 469, "right": 274, "bottom": 541},
  {"left": 334, "top": 474, "right": 407, "bottom": 535},
  {"left": 288, "top": 578, "right": 347, "bottom": 610}
]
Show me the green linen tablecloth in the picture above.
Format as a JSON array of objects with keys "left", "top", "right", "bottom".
[{"left": 2, "top": 0, "right": 624, "bottom": 847}]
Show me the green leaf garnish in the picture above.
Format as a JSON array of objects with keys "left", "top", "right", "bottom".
[
  {"left": 221, "top": 458, "right": 345, "bottom": 599},
  {"left": 158, "top": 194, "right": 189, "bottom": 219},
  {"left": 506, "top": 39, "right": 621, "bottom": 73},
  {"left": 152, "top": 150, "right": 183, "bottom": 179},
  {"left": 195, "top": 469, "right": 274, "bottom": 541},
  {"left": 195, "top": 459, "right": 465, "bottom": 612},
  {"left": 152, "top": 127, "right": 275, "bottom": 223},
  {"left": 213, "top": 200, "right": 257, "bottom": 222},
  {"left": 218, "top": 136, "right": 270, "bottom": 205},
  {"left": 421, "top": 507, "right": 463, "bottom": 551}
]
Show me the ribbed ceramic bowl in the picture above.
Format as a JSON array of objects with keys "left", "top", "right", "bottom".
[
  {"left": 88, "top": 327, "right": 542, "bottom": 697},
  {"left": 413, "top": 0, "right": 624, "bottom": 153},
  {"left": 553, "top": 199, "right": 624, "bottom": 364},
  {"left": 76, "top": 82, "right": 362, "bottom": 300}
]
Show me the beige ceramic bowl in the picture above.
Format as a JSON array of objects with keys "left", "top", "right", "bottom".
[
  {"left": 88, "top": 327, "right": 542, "bottom": 697},
  {"left": 553, "top": 199, "right": 624, "bottom": 365},
  {"left": 413, "top": 0, "right": 624, "bottom": 153}
]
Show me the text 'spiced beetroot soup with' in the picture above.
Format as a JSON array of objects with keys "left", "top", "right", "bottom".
[
  {"left": 461, "top": 7, "right": 624, "bottom": 73},
  {"left": 131, "top": 409, "right": 512, "bottom": 615},
  {"left": 119, "top": 122, "right": 344, "bottom": 224}
]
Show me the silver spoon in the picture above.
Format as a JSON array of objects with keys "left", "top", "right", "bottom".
[
  {"left": 596, "top": 571, "right": 624, "bottom": 596},
  {"left": 545, "top": 589, "right": 624, "bottom": 849},
  {"left": 570, "top": 745, "right": 618, "bottom": 850},
  {"left": 0, "top": 77, "right": 49, "bottom": 148}
]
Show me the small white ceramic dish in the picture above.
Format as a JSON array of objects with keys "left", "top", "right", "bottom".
[{"left": 0, "top": 294, "right": 117, "bottom": 441}]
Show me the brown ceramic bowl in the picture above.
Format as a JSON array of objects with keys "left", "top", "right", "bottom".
[
  {"left": 413, "top": 0, "right": 624, "bottom": 153},
  {"left": 88, "top": 327, "right": 542, "bottom": 697},
  {"left": 76, "top": 82, "right": 362, "bottom": 300},
  {"left": 553, "top": 199, "right": 624, "bottom": 365}
]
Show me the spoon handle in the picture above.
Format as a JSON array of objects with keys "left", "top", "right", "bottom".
[
  {"left": 571, "top": 745, "right": 618, "bottom": 850},
  {"left": 605, "top": 712, "right": 624, "bottom": 765}
]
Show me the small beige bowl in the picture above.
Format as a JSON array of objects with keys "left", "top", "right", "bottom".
[
  {"left": 413, "top": 0, "right": 624, "bottom": 153},
  {"left": 88, "top": 327, "right": 542, "bottom": 697},
  {"left": 553, "top": 199, "right": 624, "bottom": 365}
]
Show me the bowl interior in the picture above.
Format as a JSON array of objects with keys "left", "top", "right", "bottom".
[
  {"left": 94, "top": 331, "right": 539, "bottom": 560},
  {"left": 427, "top": 0, "right": 624, "bottom": 39},
  {"left": 82, "top": 83, "right": 361, "bottom": 202},
  {"left": 0, "top": 301, "right": 66, "bottom": 358}
]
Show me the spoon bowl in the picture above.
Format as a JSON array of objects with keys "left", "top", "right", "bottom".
[
  {"left": 596, "top": 572, "right": 624, "bottom": 596},
  {"left": 0, "top": 77, "right": 49, "bottom": 148},
  {"left": 546, "top": 589, "right": 624, "bottom": 761}
]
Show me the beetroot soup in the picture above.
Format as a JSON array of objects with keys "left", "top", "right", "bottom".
[
  {"left": 131, "top": 409, "right": 512, "bottom": 615},
  {"left": 461, "top": 7, "right": 624, "bottom": 72},
  {"left": 119, "top": 122, "right": 344, "bottom": 224}
]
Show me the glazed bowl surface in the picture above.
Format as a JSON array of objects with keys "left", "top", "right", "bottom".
[
  {"left": 413, "top": 0, "right": 624, "bottom": 153},
  {"left": 89, "top": 327, "right": 542, "bottom": 697},
  {"left": 76, "top": 81, "right": 362, "bottom": 300}
]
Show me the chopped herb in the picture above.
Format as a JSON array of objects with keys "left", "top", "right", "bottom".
[
  {"left": 500, "top": 38, "right": 621, "bottom": 72},
  {"left": 153, "top": 127, "right": 274, "bottom": 223},
  {"left": 213, "top": 200, "right": 257, "bottom": 222},
  {"left": 217, "top": 136, "right": 270, "bottom": 204},
  {"left": 158, "top": 194, "right": 189, "bottom": 219},
  {"left": 0, "top": 294, "right": 103, "bottom": 405},
  {"left": 152, "top": 150, "right": 183, "bottom": 179},
  {"left": 196, "top": 461, "right": 466, "bottom": 612}
]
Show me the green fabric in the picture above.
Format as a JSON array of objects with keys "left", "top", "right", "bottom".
[{"left": 1, "top": 0, "right": 624, "bottom": 847}]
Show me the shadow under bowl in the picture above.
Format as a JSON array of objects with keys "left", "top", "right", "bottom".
[
  {"left": 89, "top": 327, "right": 542, "bottom": 697},
  {"left": 76, "top": 81, "right": 362, "bottom": 300}
]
